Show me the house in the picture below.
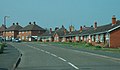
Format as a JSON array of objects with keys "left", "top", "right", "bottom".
[
  {"left": 0, "top": 24, "right": 7, "bottom": 37},
  {"left": 40, "top": 28, "right": 54, "bottom": 42},
  {"left": 53, "top": 25, "right": 69, "bottom": 42},
  {"left": 80, "top": 15, "right": 120, "bottom": 48},
  {"left": 19, "top": 22, "right": 46, "bottom": 41},
  {"left": 4, "top": 23, "right": 23, "bottom": 41},
  {"left": 65, "top": 25, "right": 93, "bottom": 42}
]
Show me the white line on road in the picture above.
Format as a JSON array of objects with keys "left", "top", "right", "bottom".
[
  {"left": 58, "top": 57, "right": 67, "bottom": 62},
  {"left": 45, "top": 51, "right": 50, "bottom": 54},
  {"left": 68, "top": 62, "right": 79, "bottom": 70},
  {"left": 26, "top": 44, "right": 79, "bottom": 70},
  {"left": 51, "top": 53, "right": 57, "bottom": 57},
  {"left": 41, "top": 49, "right": 45, "bottom": 52}
]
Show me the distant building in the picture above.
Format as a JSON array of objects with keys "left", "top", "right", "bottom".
[
  {"left": 4, "top": 23, "right": 23, "bottom": 41},
  {"left": 19, "top": 22, "right": 46, "bottom": 41},
  {"left": 40, "top": 28, "right": 54, "bottom": 42},
  {"left": 53, "top": 25, "right": 69, "bottom": 42},
  {"left": 0, "top": 24, "right": 7, "bottom": 37}
]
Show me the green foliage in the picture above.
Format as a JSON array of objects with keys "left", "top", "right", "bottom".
[
  {"left": 0, "top": 43, "right": 4, "bottom": 54},
  {"left": 85, "top": 43, "right": 93, "bottom": 47},
  {"left": 95, "top": 46, "right": 102, "bottom": 49}
]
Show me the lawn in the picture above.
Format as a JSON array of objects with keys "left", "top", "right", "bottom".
[{"left": 38, "top": 42, "right": 120, "bottom": 53}]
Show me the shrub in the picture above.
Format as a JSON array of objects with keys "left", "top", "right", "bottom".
[
  {"left": 95, "top": 46, "right": 102, "bottom": 49},
  {"left": 85, "top": 43, "right": 92, "bottom": 47},
  {"left": 0, "top": 44, "right": 4, "bottom": 54},
  {"left": 2, "top": 43, "right": 7, "bottom": 47}
]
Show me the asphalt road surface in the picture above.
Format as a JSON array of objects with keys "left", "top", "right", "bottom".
[{"left": 9, "top": 42, "right": 120, "bottom": 70}]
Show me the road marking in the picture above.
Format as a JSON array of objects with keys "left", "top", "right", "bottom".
[
  {"left": 26, "top": 44, "right": 79, "bottom": 70},
  {"left": 45, "top": 51, "right": 50, "bottom": 54},
  {"left": 51, "top": 53, "right": 57, "bottom": 57},
  {"left": 68, "top": 62, "right": 79, "bottom": 70},
  {"left": 41, "top": 49, "right": 45, "bottom": 52},
  {"left": 58, "top": 57, "right": 67, "bottom": 62}
]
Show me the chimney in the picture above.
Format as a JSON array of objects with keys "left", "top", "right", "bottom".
[
  {"left": 94, "top": 22, "right": 97, "bottom": 30},
  {"left": 80, "top": 26, "right": 82, "bottom": 32},
  {"left": 64, "top": 29, "right": 66, "bottom": 35},
  {"left": 112, "top": 15, "right": 116, "bottom": 25},
  {"left": 84, "top": 25, "right": 86, "bottom": 28},
  {"left": 50, "top": 28, "right": 52, "bottom": 34},
  {"left": 16, "top": 22, "right": 19, "bottom": 25},
  {"left": 33, "top": 21, "right": 36, "bottom": 25},
  {"left": 13, "top": 23, "right": 15, "bottom": 25},
  {"left": 29, "top": 22, "right": 31, "bottom": 25}
]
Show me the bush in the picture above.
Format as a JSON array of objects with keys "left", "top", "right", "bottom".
[
  {"left": 2, "top": 43, "right": 7, "bottom": 47},
  {"left": 95, "top": 46, "right": 102, "bottom": 49},
  {"left": 85, "top": 43, "right": 92, "bottom": 47},
  {"left": 0, "top": 44, "right": 4, "bottom": 54}
]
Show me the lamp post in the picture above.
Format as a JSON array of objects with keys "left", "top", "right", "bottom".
[{"left": 4, "top": 16, "right": 10, "bottom": 42}]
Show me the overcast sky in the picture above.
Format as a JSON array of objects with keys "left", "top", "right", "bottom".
[{"left": 0, "top": 0, "right": 120, "bottom": 30}]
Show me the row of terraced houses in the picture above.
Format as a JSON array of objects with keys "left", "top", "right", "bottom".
[{"left": 0, "top": 15, "right": 120, "bottom": 48}]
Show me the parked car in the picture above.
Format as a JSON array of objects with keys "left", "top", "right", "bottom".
[{"left": 12, "top": 38, "right": 21, "bottom": 42}]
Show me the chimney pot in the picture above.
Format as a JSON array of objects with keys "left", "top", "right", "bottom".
[
  {"left": 94, "top": 22, "right": 97, "bottom": 30},
  {"left": 80, "top": 26, "right": 82, "bottom": 32},
  {"left": 29, "top": 22, "right": 31, "bottom": 25},
  {"left": 13, "top": 23, "right": 15, "bottom": 25},
  {"left": 112, "top": 15, "right": 116, "bottom": 25},
  {"left": 33, "top": 21, "right": 36, "bottom": 25},
  {"left": 50, "top": 28, "right": 52, "bottom": 34},
  {"left": 16, "top": 22, "right": 19, "bottom": 25}
]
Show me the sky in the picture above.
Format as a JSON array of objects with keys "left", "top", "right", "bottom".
[{"left": 0, "top": 0, "right": 120, "bottom": 30}]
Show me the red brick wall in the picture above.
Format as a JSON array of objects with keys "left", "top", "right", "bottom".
[{"left": 110, "top": 28, "right": 120, "bottom": 48}]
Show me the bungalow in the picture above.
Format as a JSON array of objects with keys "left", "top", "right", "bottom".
[
  {"left": 3, "top": 23, "right": 23, "bottom": 41},
  {"left": 81, "top": 15, "right": 120, "bottom": 48},
  {"left": 40, "top": 28, "right": 54, "bottom": 42},
  {"left": 53, "top": 25, "right": 69, "bottom": 42},
  {"left": 65, "top": 25, "right": 93, "bottom": 42},
  {"left": 19, "top": 22, "right": 46, "bottom": 41}
]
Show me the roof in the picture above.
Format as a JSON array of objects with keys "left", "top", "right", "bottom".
[
  {"left": 65, "top": 27, "right": 93, "bottom": 37},
  {"left": 81, "top": 20, "right": 120, "bottom": 35},
  {"left": 54, "top": 25, "right": 69, "bottom": 37},
  {"left": 0, "top": 24, "right": 7, "bottom": 31},
  {"left": 6, "top": 23, "right": 23, "bottom": 31},
  {"left": 40, "top": 30, "right": 55, "bottom": 37},
  {"left": 20, "top": 23, "right": 45, "bottom": 31}
]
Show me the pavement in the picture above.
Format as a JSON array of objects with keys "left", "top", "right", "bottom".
[
  {"left": 0, "top": 44, "right": 21, "bottom": 70},
  {"left": 9, "top": 42, "right": 120, "bottom": 70}
]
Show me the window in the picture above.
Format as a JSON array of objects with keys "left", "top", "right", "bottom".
[
  {"left": 92, "top": 35, "right": 94, "bottom": 41},
  {"left": 76, "top": 36, "right": 79, "bottom": 41},
  {"left": 19, "top": 32, "right": 21, "bottom": 34},
  {"left": 12, "top": 31, "right": 14, "bottom": 33},
  {"left": 106, "top": 33, "right": 109, "bottom": 40},
  {"left": 100, "top": 34, "right": 104, "bottom": 42},
  {"left": 96, "top": 35, "right": 98, "bottom": 42},
  {"left": 22, "top": 36, "right": 24, "bottom": 40}
]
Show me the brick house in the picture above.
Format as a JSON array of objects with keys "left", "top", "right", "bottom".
[
  {"left": 19, "top": 22, "right": 46, "bottom": 41},
  {"left": 80, "top": 15, "right": 120, "bottom": 48},
  {"left": 65, "top": 25, "right": 92, "bottom": 42},
  {"left": 4, "top": 23, "right": 23, "bottom": 41},
  {"left": 40, "top": 28, "right": 54, "bottom": 42},
  {"left": 0, "top": 24, "right": 7, "bottom": 37},
  {"left": 53, "top": 25, "right": 68, "bottom": 42}
]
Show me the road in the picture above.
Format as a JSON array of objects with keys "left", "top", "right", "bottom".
[{"left": 9, "top": 42, "right": 120, "bottom": 70}]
